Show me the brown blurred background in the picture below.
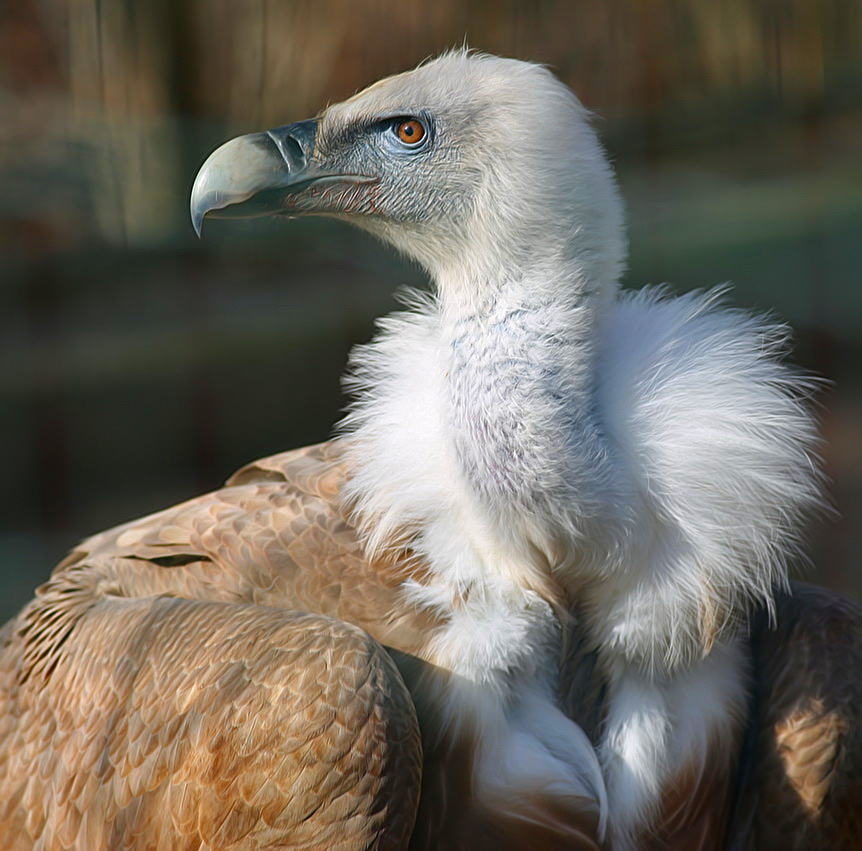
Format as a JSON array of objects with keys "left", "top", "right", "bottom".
[{"left": 1, "top": 0, "right": 861, "bottom": 621}]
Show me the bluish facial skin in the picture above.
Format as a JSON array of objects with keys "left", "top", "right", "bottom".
[{"left": 289, "top": 115, "right": 434, "bottom": 221}]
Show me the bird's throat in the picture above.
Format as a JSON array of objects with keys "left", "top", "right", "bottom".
[{"left": 441, "top": 280, "right": 606, "bottom": 522}]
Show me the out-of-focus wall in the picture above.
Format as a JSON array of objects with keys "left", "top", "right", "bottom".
[{"left": 1, "top": 0, "right": 861, "bottom": 620}]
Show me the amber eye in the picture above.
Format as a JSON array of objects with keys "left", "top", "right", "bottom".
[{"left": 395, "top": 119, "right": 426, "bottom": 146}]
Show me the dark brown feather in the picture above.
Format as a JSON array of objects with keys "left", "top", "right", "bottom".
[{"left": 727, "top": 582, "right": 862, "bottom": 849}]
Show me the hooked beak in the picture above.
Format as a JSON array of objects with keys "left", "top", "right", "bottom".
[{"left": 190, "top": 119, "right": 376, "bottom": 236}]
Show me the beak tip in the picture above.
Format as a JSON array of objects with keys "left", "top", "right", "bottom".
[
  {"left": 191, "top": 209, "right": 204, "bottom": 239},
  {"left": 190, "top": 174, "right": 207, "bottom": 238},
  {"left": 190, "top": 171, "right": 222, "bottom": 238}
]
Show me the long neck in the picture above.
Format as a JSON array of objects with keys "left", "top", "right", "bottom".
[{"left": 436, "top": 266, "right": 613, "bottom": 543}]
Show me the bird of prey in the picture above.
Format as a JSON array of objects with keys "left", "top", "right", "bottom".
[{"left": 1, "top": 51, "right": 861, "bottom": 850}]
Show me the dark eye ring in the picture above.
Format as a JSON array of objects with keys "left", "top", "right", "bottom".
[{"left": 394, "top": 118, "right": 427, "bottom": 147}]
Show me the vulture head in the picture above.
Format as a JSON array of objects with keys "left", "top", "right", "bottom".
[{"left": 191, "top": 51, "right": 626, "bottom": 309}]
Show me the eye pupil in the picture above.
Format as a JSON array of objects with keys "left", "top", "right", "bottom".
[{"left": 396, "top": 119, "right": 426, "bottom": 146}]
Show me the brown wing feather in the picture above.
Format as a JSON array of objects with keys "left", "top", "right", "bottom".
[
  {"left": 0, "top": 595, "right": 421, "bottom": 850},
  {"left": 728, "top": 581, "right": 862, "bottom": 849},
  {"left": 0, "top": 441, "right": 430, "bottom": 849},
  {"left": 643, "top": 750, "right": 736, "bottom": 851},
  {"left": 56, "top": 441, "right": 438, "bottom": 656}
]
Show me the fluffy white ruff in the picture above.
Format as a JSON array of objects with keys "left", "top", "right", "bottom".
[
  {"left": 344, "top": 285, "right": 824, "bottom": 670},
  {"left": 340, "top": 283, "right": 823, "bottom": 841},
  {"left": 591, "top": 286, "right": 824, "bottom": 674}
]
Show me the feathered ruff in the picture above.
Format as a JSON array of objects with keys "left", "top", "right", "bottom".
[
  {"left": 589, "top": 285, "right": 826, "bottom": 675},
  {"left": 339, "top": 282, "right": 824, "bottom": 849},
  {"left": 340, "top": 286, "right": 610, "bottom": 836},
  {"left": 341, "top": 284, "right": 825, "bottom": 676}
]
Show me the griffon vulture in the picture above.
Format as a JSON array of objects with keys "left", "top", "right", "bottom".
[{"left": 1, "top": 51, "right": 861, "bottom": 851}]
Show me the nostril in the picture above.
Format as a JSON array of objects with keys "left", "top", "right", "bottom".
[
  {"left": 265, "top": 131, "right": 306, "bottom": 173},
  {"left": 282, "top": 134, "right": 305, "bottom": 166},
  {"left": 265, "top": 119, "right": 318, "bottom": 172}
]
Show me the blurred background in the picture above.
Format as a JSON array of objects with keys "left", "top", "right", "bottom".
[{"left": 1, "top": 0, "right": 860, "bottom": 621}]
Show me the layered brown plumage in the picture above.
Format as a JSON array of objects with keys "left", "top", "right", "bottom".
[
  {"left": 0, "top": 443, "right": 428, "bottom": 851},
  {"left": 1, "top": 439, "right": 860, "bottom": 848}
]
